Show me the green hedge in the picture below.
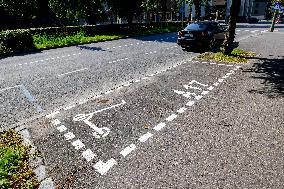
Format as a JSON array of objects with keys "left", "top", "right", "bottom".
[
  {"left": 0, "top": 22, "right": 184, "bottom": 56},
  {"left": 0, "top": 29, "right": 35, "bottom": 55}
]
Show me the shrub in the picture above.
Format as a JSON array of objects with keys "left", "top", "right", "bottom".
[
  {"left": 0, "top": 130, "right": 39, "bottom": 189},
  {"left": 0, "top": 29, "right": 36, "bottom": 55}
]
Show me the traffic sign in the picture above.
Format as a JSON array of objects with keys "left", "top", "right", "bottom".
[{"left": 272, "top": 2, "right": 282, "bottom": 10}]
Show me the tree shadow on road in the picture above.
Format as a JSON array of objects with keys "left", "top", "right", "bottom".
[
  {"left": 77, "top": 45, "right": 105, "bottom": 52},
  {"left": 242, "top": 57, "right": 284, "bottom": 98}
]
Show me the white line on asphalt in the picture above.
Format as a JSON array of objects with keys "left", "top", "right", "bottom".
[
  {"left": 195, "top": 95, "right": 203, "bottom": 100},
  {"left": 213, "top": 82, "right": 219, "bottom": 86},
  {"left": 105, "top": 90, "right": 113, "bottom": 94},
  {"left": 202, "top": 61, "right": 208, "bottom": 64},
  {"left": 138, "top": 132, "right": 153, "bottom": 143},
  {"left": 58, "top": 68, "right": 88, "bottom": 77},
  {"left": 153, "top": 122, "right": 166, "bottom": 131},
  {"left": 226, "top": 65, "right": 234, "bottom": 67},
  {"left": 120, "top": 144, "right": 136, "bottom": 157},
  {"left": 64, "top": 132, "right": 75, "bottom": 140},
  {"left": 222, "top": 76, "right": 229, "bottom": 79},
  {"left": 218, "top": 63, "right": 225, "bottom": 66},
  {"left": 82, "top": 149, "right": 96, "bottom": 162},
  {"left": 201, "top": 91, "right": 209, "bottom": 95},
  {"left": 166, "top": 114, "right": 177, "bottom": 122},
  {"left": 186, "top": 101, "right": 195, "bottom": 106},
  {"left": 177, "top": 107, "right": 187, "bottom": 114},
  {"left": 57, "top": 125, "right": 67, "bottom": 132},
  {"left": 134, "top": 80, "right": 140, "bottom": 83},
  {"left": 46, "top": 111, "right": 60, "bottom": 119},
  {"left": 218, "top": 79, "right": 224, "bottom": 83},
  {"left": 71, "top": 139, "right": 85, "bottom": 150},
  {"left": 208, "top": 86, "right": 214, "bottom": 91},
  {"left": 94, "top": 158, "right": 117, "bottom": 175},
  {"left": 210, "top": 62, "right": 216, "bottom": 65},
  {"left": 64, "top": 105, "right": 76, "bottom": 110},
  {"left": 51, "top": 119, "right": 61, "bottom": 126},
  {"left": 0, "top": 85, "right": 20, "bottom": 92}
]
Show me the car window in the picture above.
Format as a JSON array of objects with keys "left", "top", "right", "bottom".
[{"left": 185, "top": 23, "right": 208, "bottom": 31}]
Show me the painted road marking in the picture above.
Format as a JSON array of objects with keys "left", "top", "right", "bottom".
[
  {"left": 208, "top": 86, "right": 214, "bottom": 91},
  {"left": 19, "top": 85, "right": 43, "bottom": 113},
  {"left": 57, "top": 125, "right": 67, "bottom": 132},
  {"left": 186, "top": 101, "right": 195, "bottom": 106},
  {"left": 64, "top": 132, "right": 75, "bottom": 141},
  {"left": 71, "top": 139, "right": 85, "bottom": 150},
  {"left": 46, "top": 111, "right": 60, "bottom": 119},
  {"left": 51, "top": 119, "right": 61, "bottom": 126},
  {"left": 153, "top": 122, "right": 166, "bottom": 131},
  {"left": 201, "top": 91, "right": 209, "bottom": 95},
  {"left": 94, "top": 158, "right": 117, "bottom": 175},
  {"left": 120, "top": 144, "right": 136, "bottom": 157},
  {"left": 73, "top": 100, "right": 126, "bottom": 138},
  {"left": 177, "top": 107, "right": 187, "bottom": 114},
  {"left": 138, "top": 132, "right": 153, "bottom": 143},
  {"left": 166, "top": 114, "right": 177, "bottom": 122},
  {"left": 82, "top": 149, "right": 96, "bottom": 162},
  {"left": 58, "top": 68, "right": 88, "bottom": 77}
]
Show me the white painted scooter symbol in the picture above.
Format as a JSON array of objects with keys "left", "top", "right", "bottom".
[{"left": 73, "top": 100, "right": 126, "bottom": 138}]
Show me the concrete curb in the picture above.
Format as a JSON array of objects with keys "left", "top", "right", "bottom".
[{"left": 15, "top": 127, "right": 56, "bottom": 189}]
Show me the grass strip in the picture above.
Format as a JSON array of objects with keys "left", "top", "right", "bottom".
[
  {"left": 196, "top": 48, "right": 256, "bottom": 63},
  {"left": 0, "top": 130, "right": 39, "bottom": 189},
  {"left": 33, "top": 27, "right": 179, "bottom": 50}
]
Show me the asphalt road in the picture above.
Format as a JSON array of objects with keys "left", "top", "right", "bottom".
[
  {"left": 0, "top": 24, "right": 274, "bottom": 131},
  {"left": 1, "top": 23, "right": 283, "bottom": 188}
]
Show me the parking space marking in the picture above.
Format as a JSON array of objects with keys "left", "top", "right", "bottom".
[
  {"left": 64, "top": 132, "right": 76, "bottom": 141},
  {"left": 177, "top": 107, "right": 187, "bottom": 114},
  {"left": 82, "top": 149, "right": 96, "bottom": 162},
  {"left": 138, "top": 132, "right": 154, "bottom": 143},
  {"left": 71, "top": 139, "right": 85, "bottom": 150},
  {"left": 57, "top": 125, "right": 67, "bottom": 132},
  {"left": 93, "top": 158, "right": 117, "bottom": 175},
  {"left": 166, "top": 114, "right": 177, "bottom": 122},
  {"left": 58, "top": 68, "right": 88, "bottom": 77},
  {"left": 153, "top": 122, "right": 166, "bottom": 131},
  {"left": 120, "top": 144, "right": 136, "bottom": 157}
]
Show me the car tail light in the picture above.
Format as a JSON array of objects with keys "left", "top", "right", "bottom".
[{"left": 178, "top": 31, "right": 185, "bottom": 37}]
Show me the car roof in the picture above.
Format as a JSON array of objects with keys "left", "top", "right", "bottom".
[{"left": 188, "top": 21, "right": 218, "bottom": 25}]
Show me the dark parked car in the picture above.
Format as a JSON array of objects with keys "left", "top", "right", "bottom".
[{"left": 177, "top": 21, "right": 228, "bottom": 51}]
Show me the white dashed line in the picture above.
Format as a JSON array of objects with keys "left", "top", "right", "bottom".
[
  {"left": 213, "top": 82, "right": 219, "bottom": 86},
  {"left": 166, "top": 114, "right": 177, "bottom": 122},
  {"left": 94, "top": 158, "right": 117, "bottom": 175},
  {"left": 177, "top": 107, "right": 187, "bottom": 114},
  {"left": 153, "top": 122, "right": 166, "bottom": 131},
  {"left": 64, "top": 132, "right": 75, "bottom": 141},
  {"left": 105, "top": 90, "right": 113, "bottom": 95},
  {"left": 82, "top": 149, "right": 96, "bottom": 162},
  {"left": 208, "top": 86, "right": 214, "bottom": 91},
  {"left": 64, "top": 105, "right": 76, "bottom": 110},
  {"left": 186, "top": 101, "right": 195, "bottom": 106},
  {"left": 138, "top": 132, "right": 153, "bottom": 143},
  {"left": 201, "top": 91, "right": 209, "bottom": 95},
  {"left": 218, "top": 79, "right": 224, "bottom": 83},
  {"left": 58, "top": 68, "right": 88, "bottom": 77},
  {"left": 71, "top": 139, "right": 85, "bottom": 150},
  {"left": 57, "top": 125, "right": 67, "bottom": 132},
  {"left": 46, "top": 111, "right": 60, "bottom": 119},
  {"left": 51, "top": 119, "right": 61, "bottom": 126},
  {"left": 120, "top": 144, "right": 136, "bottom": 157}
]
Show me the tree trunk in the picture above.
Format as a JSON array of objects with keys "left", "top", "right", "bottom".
[
  {"left": 193, "top": 0, "right": 201, "bottom": 20},
  {"left": 223, "top": 0, "right": 241, "bottom": 55}
]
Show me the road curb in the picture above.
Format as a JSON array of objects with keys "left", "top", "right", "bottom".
[{"left": 15, "top": 127, "right": 56, "bottom": 189}]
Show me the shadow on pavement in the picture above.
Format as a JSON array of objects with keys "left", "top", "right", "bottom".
[
  {"left": 77, "top": 45, "right": 106, "bottom": 51},
  {"left": 243, "top": 57, "right": 284, "bottom": 98}
]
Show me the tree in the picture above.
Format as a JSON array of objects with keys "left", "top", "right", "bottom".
[
  {"left": 0, "top": 0, "right": 39, "bottom": 28},
  {"left": 222, "top": 0, "right": 241, "bottom": 55},
  {"left": 106, "top": 0, "right": 143, "bottom": 24}
]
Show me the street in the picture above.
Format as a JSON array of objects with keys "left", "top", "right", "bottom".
[
  {"left": 0, "top": 23, "right": 283, "bottom": 188},
  {"left": 0, "top": 24, "right": 274, "bottom": 131}
]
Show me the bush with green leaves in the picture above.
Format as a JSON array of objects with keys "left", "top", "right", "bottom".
[
  {"left": 0, "top": 130, "right": 38, "bottom": 189},
  {"left": 0, "top": 29, "right": 35, "bottom": 55}
]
